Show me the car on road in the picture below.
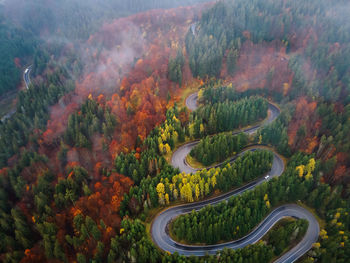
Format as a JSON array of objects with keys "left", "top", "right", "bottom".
[{"left": 265, "top": 175, "right": 270, "bottom": 180}]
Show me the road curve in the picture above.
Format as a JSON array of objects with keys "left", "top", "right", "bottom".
[
  {"left": 173, "top": 98, "right": 280, "bottom": 174},
  {"left": 185, "top": 92, "right": 198, "bottom": 111},
  {"left": 24, "top": 65, "right": 32, "bottom": 90},
  {"left": 1, "top": 66, "right": 32, "bottom": 122},
  {"left": 151, "top": 92, "right": 319, "bottom": 262}
]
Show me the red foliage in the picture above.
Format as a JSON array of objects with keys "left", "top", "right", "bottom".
[
  {"left": 333, "top": 165, "right": 348, "bottom": 184},
  {"left": 74, "top": 173, "right": 132, "bottom": 229},
  {"left": 3, "top": 6, "right": 211, "bottom": 259},
  {"left": 14, "top": 57, "right": 21, "bottom": 68},
  {"left": 222, "top": 41, "right": 292, "bottom": 93},
  {"left": 288, "top": 97, "right": 318, "bottom": 150},
  {"left": 20, "top": 245, "right": 47, "bottom": 263}
]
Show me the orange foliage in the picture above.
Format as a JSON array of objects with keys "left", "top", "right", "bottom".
[
  {"left": 20, "top": 245, "right": 46, "bottom": 263},
  {"left": 334, "top": 165, "right": 348, "bottom": 183},
  {"left": 74, "top": 173, "right": 132, "bottom": 228},
  {"left": 222, "top": 41, "right": 292, "bottom": 93},
  {"left": 304, "top": 136, "right": 319, "bottom": 154},
  {"left": 5, "top": 7, "right": 209, "bottom": 257},
  {"left": 288, "top": 97, "right": 318, "bottom": 150}
]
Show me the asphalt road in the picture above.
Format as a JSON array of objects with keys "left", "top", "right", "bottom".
[
  {"left": 172, "top": 99, "right": 280, "bottom": 174},
  {"left": 23, "top": 65, "right": 32, "bottom": 90},
  {"left": 151, "top": 92, "right": 319, "bottom": 262},
  {"left": 185, "top": 92, "right": 198, "bottom": 111},
  {"left": 1, "top": 65, "right": 32, "bottom": 122}
]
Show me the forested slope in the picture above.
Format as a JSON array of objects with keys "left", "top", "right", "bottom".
[
  {"left": 1, "top": 0, "right": 350, "bottom": 262},
  {"left": 0, "top": 10, "right": 37, "bottom": 95}
]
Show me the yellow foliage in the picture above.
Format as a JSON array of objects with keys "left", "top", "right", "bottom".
[
  {"left": 165, "top": 144, "right": 171, "bottom": 154},
  {"left": 161, "top": 133, "right": 167, "bottom": 142},
  {"left": 335, "top": 212, "right": 341, "bottom": 219},
  {"left": 305, "top": 172, "right": 313, "bottom": 180},
  {"left": 165, "top": 193, "right": 169, "bottom": 205},
  {"left": 156, "top": 183, "right": 165, "bottom": 195},
  {"left": 188, "top": 123, "right": 195, "bottom": 137},
  {"left": 313, "top": 242, "right": 321, "bottom": 248},
  {"left": 173, "top": 189, "right": 178, "bottom": 200},
  {"left": 264, "top": 194, "right": 268, "bottom": 201},
  {"left": 307, "top": 158, "right": 316, "bottom": 173},
  {"left": 200, "top": 124, "right": 204, "bottom": 134},
  {"left": 331, "top": 219, "right": 338, "bottom": 225},
  {"left": 158, "top": 142, "right": 164, "bottom": 154},
  {"left": 320, "top": 229, "right": 327, "bottom": 237},
  {"left": 198, "top": 89, "right": 204, "bottom": 99},
  {"left": 211, "top": 176, "right": 217, "bottom": 188},
  {"left": 340, "top": 242, "right": 345, "bottom": 247},
  {"left": 195, "top": 184, "right": 200, "bottom": 200},
  {"left": 296, "top": 165, "right": 305, "bottom": 177},
  {"left": 339, "top": 231, "right": 345, "bottom": 235},
  {"left": 283, "top": 83, "right": 290, "bottom": 96}
]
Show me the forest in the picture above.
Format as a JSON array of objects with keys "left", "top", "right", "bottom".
[
  {"left": 0, "top": 0, "right": 350, "bottom": 262},
  {"left": 190, "top": 132, "right": 249, "bottom": 166},
  {"left": 190, "top": 96, "right": 268, "bottom": 136},
  {"left": 0, "top": 11, "right": 37, "bottom": 96}
]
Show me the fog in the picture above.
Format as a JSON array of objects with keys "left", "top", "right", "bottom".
[{"left": 2, "top": 0, "right": 211, "bottom": 40}]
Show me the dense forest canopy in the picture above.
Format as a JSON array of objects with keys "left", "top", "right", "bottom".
[
  {"left": 1, "top": 0, "right": 350, "bottom": 262},
  {"left": 0, "top": 0, "right": 210, "bottom": 97},
  {"left": 0, "top": 11, "right": 37, "bottom": 95},
  {"left": 3, "top": 0, "right": 210, "bottom": 40}
]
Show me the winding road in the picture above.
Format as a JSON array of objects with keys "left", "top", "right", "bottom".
[
  {"left": 151, "top": 92, "right": 319, "bottom": 262},
  {"left": 1, "top": 65, "right": 32, "bottom": 122},
  {"left": 23, "top": 65, "right": 32, "bottom": 90}
]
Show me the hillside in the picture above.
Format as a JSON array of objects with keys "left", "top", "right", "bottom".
[{"left": 0, "top": 0, "right": 350, "bottom": 262}]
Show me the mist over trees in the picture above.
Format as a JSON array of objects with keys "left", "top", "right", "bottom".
[
  {"left": 1, "top": 0, "right": 350, "bottom": 262},
  {"left": 3, "top": 0, "right": 211, "bottom": 40},
  {"left": 0, "top": 12, "right": 37, "bottom": 95}
]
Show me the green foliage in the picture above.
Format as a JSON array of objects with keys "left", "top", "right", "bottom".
[
  {"left": 4, "top": 0, "right": 211, "bottom": 41},
  {"left": 200, "top": 84, "right": 273, "bottom": 104},
  {"left": 257, "top": 108, "right": 293, "bottom": 156},
  {"left": 190, "top": 96, "right": 268, "bottom": 137},
  {"left": 64, "top": 99, "right": 118, "bottom": 148},
  {"left": 0, "top": 15, "right": 37, "bottom": 95},
  {"left": 171, "top": 154, "right": 320, "bottom": 244},
  {"left": 0, "top": 68, "right": 73, "bottom": 168},
  {"left": 116, "top": 105, "right": 184, "bottom": 184},
  {"left": 168, "top": 48, "right": 185, "bottom": 86},
  {"left": 264, "top": 219, "right": 308, "bottom": 256},
  {"left": 54, "top": 166, "right": 90, "bottom": 209},
  {"left": 190, "top": 132, "right": 248, "bottom": 166},
  {"left": 227, "top": 48, "right": 239, "bottom": 75}
]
